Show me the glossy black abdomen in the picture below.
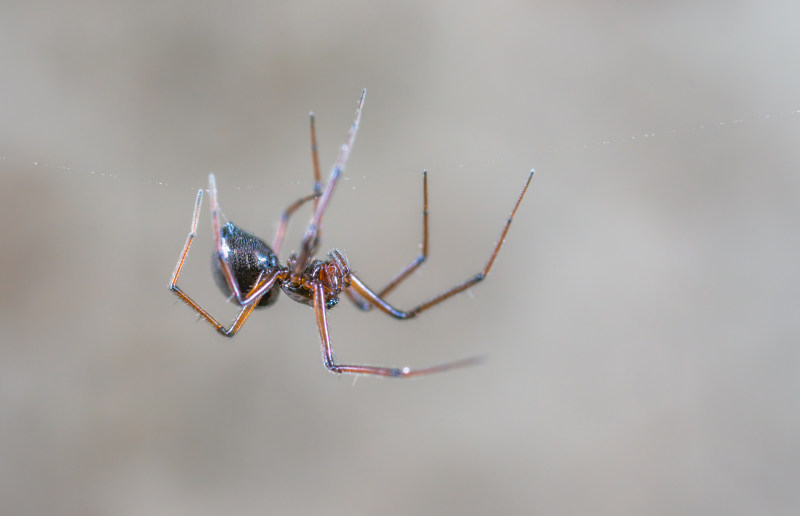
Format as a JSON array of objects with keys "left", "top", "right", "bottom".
[{"left": 211, "top": 222, "right": 281, "bottom": 307}]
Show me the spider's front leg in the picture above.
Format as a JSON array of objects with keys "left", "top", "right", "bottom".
[
  {"left": 207, "top": 173, "right": 247, "bottom": 305},
  {"left": 293, "top": 89, "right": 366, "bottom": 277},
  {"left": 312, "top": 284, "right": 480, "bottom": 378},
  {"left": 168, "top": 186, "right": 278, "bottom": 337}
]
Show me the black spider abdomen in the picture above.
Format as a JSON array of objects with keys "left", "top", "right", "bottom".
[{"left": 211, "top": 223, "right": 281, "bottom": 307}]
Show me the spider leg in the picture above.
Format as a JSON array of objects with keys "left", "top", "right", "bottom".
[
  {"left": 207, "top": 173, "right": 247, "bottom": 303},
  {"left": 171, "top": 283, "right": 261, "bottom": 337},
  {"left": 271, "top": 108, "right": 330, "bottom": 258},
  {"left": 344, "top": 288, "right": 372, "bottom": 311},
  {"left": 272, "top": 110, "right": 327, "bottom": 259},
  {"left": 345, "top": 170, "right": 535, "bottom": 319},
  {"left": 272, "top": 192, "right": 319, "bottom": 257},
  {"left": 168, "top": 187, "right": 280, "bottom": 336},
  {"left": 310, "top": 110, "right": 322, "bottom": 212},
  {"left": 345, "top": 170, "right": 429, "bottom": 311},
  {"left": 313, "top": 284, "right": 481, "bottom": 377},
  {"left": 205, "top": 173, "right": 284, "bottom": 307},
  {"left": 294, "top": 89, "right": 366, "bottom": 276},
  {"left": 169, "top": 188, "right": 204, "bottom": 293}
]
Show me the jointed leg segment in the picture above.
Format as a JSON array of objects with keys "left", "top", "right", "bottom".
[
  {"left": 376, "top": 170, "right": 430, "bottom": 298},
  {"left": 272, "top": 192, "right": 319, "bottom": 257},
  {"left": 294, "top": 89, "right": 366, "bottom": 277},
  {"left": 346, "top": 170, "right": 535, "bottom": 320},
  {"left": 310, "top": 111, "right": 322, "bottom": 211},
  {"left": 313, "top": 284, "right": 481, "bottom": 377},
  {"left": 169, "top": 184, "right": 280, "bottom": 337}
]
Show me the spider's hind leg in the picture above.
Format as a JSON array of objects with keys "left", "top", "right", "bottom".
[
  {"left": 208, "top": 173, "right": 251, "bottom": 304},
  {"left": 345, "top": 170, "right": 535, "bottom": 320},
  {"left": 168, "top": 187, "right": 263, "bottom": 336},
  {"left": 345, "top": 170, "right": 430, "bottom": 312},
  {"left": 169, "top": 180, "right": 282, "bottom": 337},
  {"left": 313, "top": 284, "right": 481, "bottom": 378}
]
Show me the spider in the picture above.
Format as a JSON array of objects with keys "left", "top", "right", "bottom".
[{"left": 169, "top": 89, "right": 534, "bottom": 378}]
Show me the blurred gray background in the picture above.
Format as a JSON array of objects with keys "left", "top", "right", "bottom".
[{"left": 1, "top": 1, "right": 798, "bottom": 515}]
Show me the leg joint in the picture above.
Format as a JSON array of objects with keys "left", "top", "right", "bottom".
[{"left": 323, "top": 357, "right": 341, "bottom": 373}]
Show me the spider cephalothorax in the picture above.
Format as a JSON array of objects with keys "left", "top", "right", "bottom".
[{"left": 282, "top": 250, "right": 349, "bottom": 309}]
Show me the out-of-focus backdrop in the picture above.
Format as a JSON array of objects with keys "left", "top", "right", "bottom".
[{"left": 1, "top": 2, "right": 798, "bottom": 515}]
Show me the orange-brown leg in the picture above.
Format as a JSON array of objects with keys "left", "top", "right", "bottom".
[
  {"left": 344, "top": 169, "right": 430, "bottom": 311},
  {"left": 207, "top": 173, "right": 247, "bottom": 303},
  {"left": 168, "top": 187, "right": 278, "bottom": 336},
  {"left": 346, "top": 170, "right": 535, "bottom": 319},
  {"left": 272, "top": 192, "right": 319, "bottom": 257},
  {"left": 310, "top": 110, "right": 322, "bottom": 212},
  {"left": 294, "top": 89, "right": 366, "bottom": 276},
  {"left": 313, "top": 284, "right": 480, "bottom": 377}
]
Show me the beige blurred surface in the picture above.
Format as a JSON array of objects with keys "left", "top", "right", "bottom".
[{"left": 1, "top": 2, "right": 799, "bottom": 515}]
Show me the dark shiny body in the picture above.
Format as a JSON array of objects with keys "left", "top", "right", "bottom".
[
  {"left": 212, "top": 222, "right": 342, "bottom": 310},
  {"left": 212, "top": 223, "right": 281, "bottom": 307}
]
